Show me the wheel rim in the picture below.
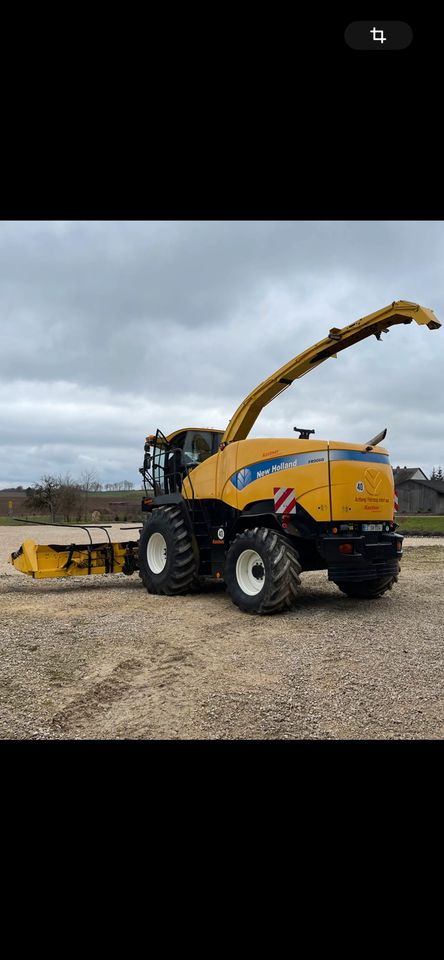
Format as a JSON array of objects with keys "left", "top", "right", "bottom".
[
  {"left": 236, "top": 549, "right": 265, "bottom": 596},
  {"left": 147, "top": 532, "right": 167, "bottom": 573}
]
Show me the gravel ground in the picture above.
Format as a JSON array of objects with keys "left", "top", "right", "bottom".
[{"left": 1, "top": 525, "right": 444, "bottom": 740}]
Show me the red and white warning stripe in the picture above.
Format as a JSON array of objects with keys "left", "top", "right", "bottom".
[
  {"left": 394, "top": 488, "right": 399, "bottom": 513},
  {"left": 273, "top": 486, "right": 297, "bottom": 515}
]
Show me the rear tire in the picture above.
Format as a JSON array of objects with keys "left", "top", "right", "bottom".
[
  {"left": 138, "top": 505, "right": 197, "bottom": 595},
  {"left": 225, "top": 527, "right": 302, "bottom": 614},
  {"left": 335, "top": 574, "right": 398, "bottom": 599}
]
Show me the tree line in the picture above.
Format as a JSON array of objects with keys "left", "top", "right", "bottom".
[
  {"left": 22, "top": 470, "right": 140, "bottom": 522},
  {"left": 2, "top": 479, "right": 138, "bottom": 493},
  {"left": 431, "top": 467, "right": 443, "bottom": 480}
]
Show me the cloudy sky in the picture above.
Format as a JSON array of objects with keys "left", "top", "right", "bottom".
[{"left": 0, "top": 220, "right": 442, "bottom": 488}]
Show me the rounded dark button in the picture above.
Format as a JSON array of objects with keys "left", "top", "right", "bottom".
[{"left": 345, "top": 21, "right": 413, "bottom": 51}]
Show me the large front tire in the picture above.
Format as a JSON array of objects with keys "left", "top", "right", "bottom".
[
  {"left": 225, "top": 527, "right": 302, "bottom": 614},
  {"left": 138, "top": 505, "right": 197, "bottom": 595}
]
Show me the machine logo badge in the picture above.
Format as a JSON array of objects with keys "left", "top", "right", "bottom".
[
  {"left": 364, "top": 469, "right": 382, "bottom": 495},
  {"left": 236, "top": 467, "right": 252, "bottom": 490},
  {"left": 356, "top": 481, "right": 364, "bottom": 492},
  {"left": 217, "top": 528, "right": 225, "bottom": 540}
]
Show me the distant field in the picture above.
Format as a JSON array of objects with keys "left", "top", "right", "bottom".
[
  {"left": 395, "top": 515, "right": 444, "bottom": 534},
  {"left": 91, "top": 490, "right": 143, "bottom": 497},
  {"left": 0, "top": 489, "right": 143, "bottom": 523}
]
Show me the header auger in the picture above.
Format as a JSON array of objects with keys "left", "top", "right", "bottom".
[{"left": 10, "top": 300, "right": 441, "bottom": 615}]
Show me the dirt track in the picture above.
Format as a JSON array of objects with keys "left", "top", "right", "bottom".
[{"left": 1, "top": 526, "right": 444, "bottom": 740}]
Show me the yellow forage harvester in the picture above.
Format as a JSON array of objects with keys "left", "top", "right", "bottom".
[{"left": 11, "top": 300, "right": 441, "bottom": 614}]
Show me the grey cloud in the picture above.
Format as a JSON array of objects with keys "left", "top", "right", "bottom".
[{"left": 0, "top": 221, "right": 443, "bottom": 486}]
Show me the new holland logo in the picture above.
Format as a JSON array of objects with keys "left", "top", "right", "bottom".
[{"left": 364, "top": 468, "right": 383, "bottom": 495}]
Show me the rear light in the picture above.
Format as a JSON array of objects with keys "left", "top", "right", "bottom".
[
  {"left": 332, "top": 527, "right": 338, "bottom": 534},
  {"left": 339, "top": 543, "right": 353, "bottom": 554},
  {"left": 396, "top": 540, "right": 402, "bottom": 551}
]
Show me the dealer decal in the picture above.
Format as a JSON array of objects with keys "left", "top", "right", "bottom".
[{"left": 230, "top": 451, "right": 328, "bottom": 490}]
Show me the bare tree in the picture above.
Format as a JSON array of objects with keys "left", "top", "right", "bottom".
[
  {"left": 79, "top": 468, "right": 100, "bottom": 520},
  {"left": 58, "top": 475, "right": 83, "bottom": 522},
  {"left": 24, "top": 475, "right": 62, "bottom": 522}
]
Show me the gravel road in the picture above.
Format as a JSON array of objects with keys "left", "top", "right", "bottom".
[{"left": 1, "top": 526, "right": 444, "bottom": 740}]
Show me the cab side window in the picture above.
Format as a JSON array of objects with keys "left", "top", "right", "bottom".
[{"left": 184, "top": 431, "right": 213, "bottom": 464}]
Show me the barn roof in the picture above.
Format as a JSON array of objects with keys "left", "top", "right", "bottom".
[{"left": 393, "top": 468, "right": 426, "bottom": 483}]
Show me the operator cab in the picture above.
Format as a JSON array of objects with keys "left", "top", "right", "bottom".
[{"left": 140, "top": 427, "right": 223, "bottom": 498}]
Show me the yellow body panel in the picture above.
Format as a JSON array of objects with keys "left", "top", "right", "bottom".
[
  {"left": 184, "top": 438, "right": 394, "bottom": 523},
  {"left": 328, "top": 442, "right": 394, "bottom": 521},
  {"left": 230, "top": 439, "right": 331, "bottom": 518},
  {"left": 182, "top": 452, "right": 219, "bottom": 500}
]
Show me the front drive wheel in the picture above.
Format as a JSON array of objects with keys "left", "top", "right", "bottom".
[
  {"left": 138, "top": 505, "right": 197, "bottom": 595},
  {"left": 225, "top": 527, "right": 302, "bottom": 614}
]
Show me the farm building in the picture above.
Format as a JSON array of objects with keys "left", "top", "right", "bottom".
[{"left": 393, "top": 467, "right": 444, "bottom": 514}]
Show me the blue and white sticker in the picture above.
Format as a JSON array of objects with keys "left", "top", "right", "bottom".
[
  {"left": 230, "top": 448, "right": 390, "bottom": 492},
  {"left": 230, "top": 451, "right": 328, "bottom": 490}
]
